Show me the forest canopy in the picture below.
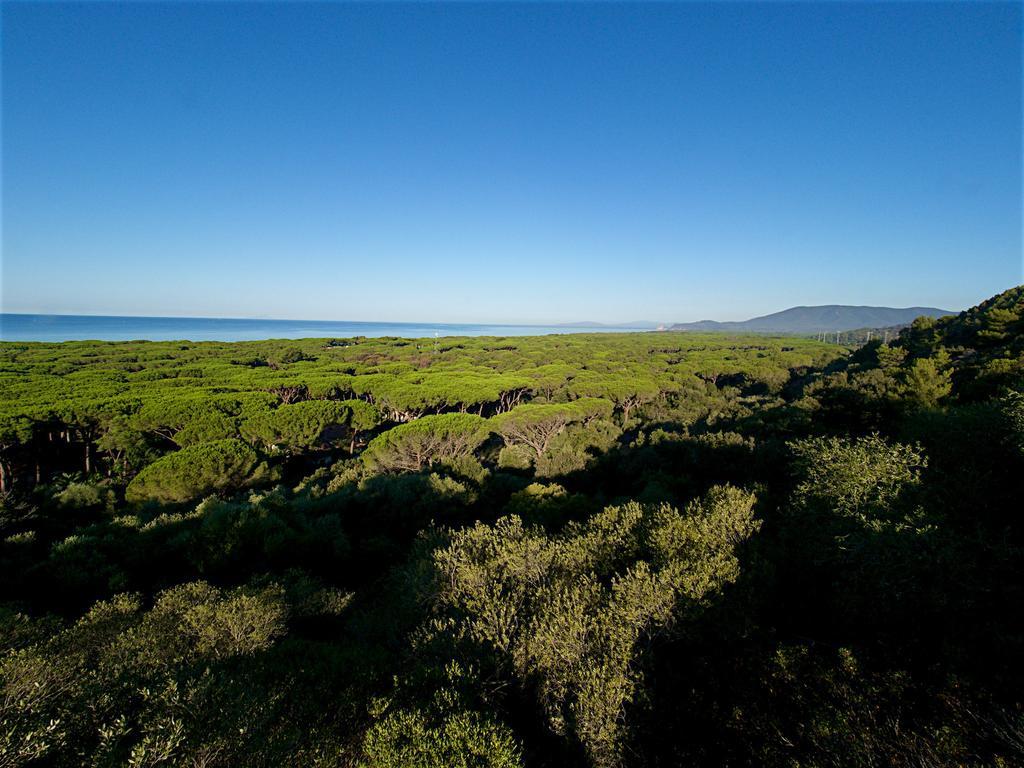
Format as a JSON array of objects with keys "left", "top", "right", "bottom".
[{"left": 1, "top": 285, "right": 1023, "bottom": 767}]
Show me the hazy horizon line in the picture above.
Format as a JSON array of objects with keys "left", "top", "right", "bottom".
[
  {"left": 0, "top": 299, "right": 964, "bottom": 329},
  {"left": 0, "top": 311, "right": 663, "bottom": 328}
]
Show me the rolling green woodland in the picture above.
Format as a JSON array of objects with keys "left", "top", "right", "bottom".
[{"left": 1, "top": 286, "right": 1022, "bottom": 767}]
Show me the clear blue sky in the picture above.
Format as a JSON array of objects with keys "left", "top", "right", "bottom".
[{"left": 2, "top": 1, "right": 1021, "bottom": 323}]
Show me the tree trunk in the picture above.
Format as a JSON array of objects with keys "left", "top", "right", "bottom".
[
  {"left": 0, "top": 461, "right": 7, "bottom": 494},
  {"left": 85, "top": 442, "right": 91, "bottom": 474}
]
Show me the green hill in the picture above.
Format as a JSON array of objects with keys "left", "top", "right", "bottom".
[{"left": 895, "top": 284, "right": 1023, "bottom": 398}]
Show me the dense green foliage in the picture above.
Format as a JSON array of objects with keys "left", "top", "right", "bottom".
[
  {"left": 125, "top": 439, "right": 275, "bottom": 504},
  {"left": 1, "top": 286, "right": 1023, "bottom": 766},
  {"left": 362, "top": 413, "right": 489, "bottom": 473}
]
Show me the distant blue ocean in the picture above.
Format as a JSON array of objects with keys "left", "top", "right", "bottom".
[{"left": 0, "top": 314, "right": 648, "bottom": 343}]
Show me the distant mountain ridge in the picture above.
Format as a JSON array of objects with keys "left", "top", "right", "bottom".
[{"left": 669, "top": 305, "right": 956, "bottom": 334}]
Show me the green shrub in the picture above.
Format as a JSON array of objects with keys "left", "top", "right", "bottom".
[
  {"left": 362, "top": 706, "right": 522, "bottom": 768},
  {"left": 497, "top": 444, "right": 533, "bottom": 470},
  {"left": 429, "top": 486, "right": 761, "bottom": 767},
  {"left": 362, "top": 661, "right": 522, "bottom": 768},
  {"left": 56, "top": 482, "right": 110, "bottom": 510}
]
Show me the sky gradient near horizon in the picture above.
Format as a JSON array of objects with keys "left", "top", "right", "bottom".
[{"left": 2, "top": 2, "right": 1021, "bottom": 324}]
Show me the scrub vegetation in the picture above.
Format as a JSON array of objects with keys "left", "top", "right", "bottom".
[{"left": 1, "top": 285, "right": 1022, "bottom": 767}]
